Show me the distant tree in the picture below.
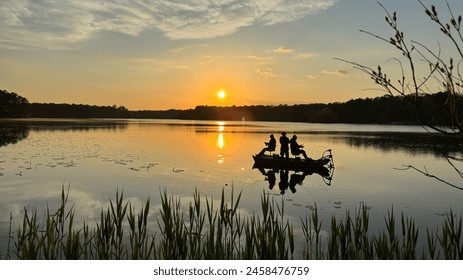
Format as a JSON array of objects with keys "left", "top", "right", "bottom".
[
  {"left": 0, "top": 89, "right": 30, "bottom": 117},
  {"left": 339, "top": 0, "right": 463, "bottom": 189}
]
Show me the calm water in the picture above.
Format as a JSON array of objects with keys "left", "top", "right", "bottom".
[{"left": 1, "top": 118, "right": 462, "bottom": 253}]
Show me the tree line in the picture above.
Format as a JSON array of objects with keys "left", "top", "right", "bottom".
[
  {"left": 134, "top": 92, "right": 460, "bottom": 125},
  {"left": 0, "top": 89, "right": 30, "bottom": 117},
  {"left": 1, "top": 89, "right": 130, "bottom": 118},
  {"left": 1, "top": 89, "right": 460, "bottom": 125}
]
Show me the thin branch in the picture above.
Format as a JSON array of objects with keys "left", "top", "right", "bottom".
[
  {"left": 333, "top": 58, "right": 401, "bottom": 95},
  {"left": 445, "top": 0, "right": 463, "bottom": 49},
  {"left": 395, "top": 165, "right": 463, "bottom": 191},
  {"left": 339, "top": 1, "right": 463, "bottom": 190},
  {"left": 418, "top": 0, "right": 463, "bottom": 58},
  {"left": 359, "top": 29, "right": 391, "bottom": 45},
  {"left": 409, "top": 41, "right": 441, "bottom": 89},
  {"left": 446, "top": 158, "right": 463, "bottom": 180}
]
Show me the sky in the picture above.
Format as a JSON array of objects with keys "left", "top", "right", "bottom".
[{"left": 1, "top": 0, "right": 463, "bottom": 110}]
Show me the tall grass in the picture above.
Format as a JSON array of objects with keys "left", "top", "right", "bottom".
[{"left": 2, "top": 187, "right": 463, "bottom": 259}]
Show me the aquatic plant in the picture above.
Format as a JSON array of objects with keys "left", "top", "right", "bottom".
[{"left": 2, "top": 187, "right": 463, "bottom": 260}]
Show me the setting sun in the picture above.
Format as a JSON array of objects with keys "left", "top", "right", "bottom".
[{"left": 217, "top": 89, "right": 226, "bottom": 99}]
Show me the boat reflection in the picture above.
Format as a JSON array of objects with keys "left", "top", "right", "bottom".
[
  {"left": 253, "top": 149, "right": 335, "bottom": 193},
  {"left": 254, "top": 150, "right": 334, "bottom": 194},
  {"left": 255, "top": 165, "right": 334, "bottom": 194}
]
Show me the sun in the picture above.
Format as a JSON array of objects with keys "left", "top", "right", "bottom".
[{"left": 217, "top": 89, "right": 226, "bottom": 99}]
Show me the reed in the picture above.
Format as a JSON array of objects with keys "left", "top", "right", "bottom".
[
  {"left": 3, "top": 187, "right": 463, "bottom": 260},
  {"left": 438, "top": 210, "right": 463, "bottom": 259}
]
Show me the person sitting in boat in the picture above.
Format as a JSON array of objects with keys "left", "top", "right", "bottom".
[
  {"left": 289, "top": 135, "right": 309, "bottom": 159},
  {"left": 257, "top": 134, "right": 276, "bottom": 156}
]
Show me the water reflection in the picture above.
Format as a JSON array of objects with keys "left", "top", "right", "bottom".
[
  {"left": 217, "top": 123, "right": 225, "bottom": 164},
  {"left": 0, "top": 119, "right": 128, "bottom": 133},
  {"left": 198, "top": 122, "right": 462, "bottom": 158},
  {"left": 217, "top": 154, "right": 225, "bottom": 164},
  {"left": 0, "top": 124, "right": 30, "bottom": 147},
  {"left": 217, "top": 132, "right": 224, "bottom": 149},
  {"left": 1, "top": 119, "right": 462, "bottom": 256},
  {"left": 4, "top": 119, "right": 459, "bottom": 158},
  {"left": 323, "top": 131, "right": 462, "bottom": 157},
  {"left": 255, "top": 166, "right": 334, "bottom": 194}
]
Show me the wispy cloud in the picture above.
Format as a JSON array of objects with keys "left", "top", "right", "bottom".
[
  {"left": 256, "top": 68, "right": 277, "bottom": 78},
  {"left": 322, "top": 69, "right": 348, "bottom": 76},
  {"left": 169, "top": 44, "right": 208, "bottom": 53},
  {"left": 273, "top": 46, "right": 293, "bottom": 54},
  {"left": 272, "top": 47, "right": 318, "bottom": 59},
  {"left": 240, "top": 55, "right": 274, "bottom": 61},
  {"left": 234, "top": 55, "right": 275, "bottom": 65},
  {"left": 306, "top": 74, "right": 318, "bottom": 79},
  {"left": 131, "top": 58, "right": 190, "bottom": 71},
  {"left": 0, "top": 0, "right": 338, "bottom": 49},
  {"left": 160, "top": 60, "right": 190, "bottom": 70},
  {"left": 201, "top": 55, "right": 225, "bottom": 64},
  {"left": 296, "top": 52, "right": 318, "bottom": 59}
]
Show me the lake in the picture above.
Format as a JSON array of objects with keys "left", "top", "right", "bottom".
[{"left": 1, "top": 118, "right": 462, "bottom": 255}]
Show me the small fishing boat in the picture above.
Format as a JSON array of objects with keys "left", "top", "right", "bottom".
[{"left": 252, "top": 149, "right": 334, "bottom": 172}]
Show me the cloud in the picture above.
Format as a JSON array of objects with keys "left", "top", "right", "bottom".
[
  {"left": 160, "top": 60, "right": 190, "bottom": 70},
  {"left": 322, "top": 69, "right": 348, "bottom": 76},
  {"left": 256, "top": 68, "right": 277, "bottom": 78},
  {"left": 132, "top": 58, "right": 190, "bottom": 71},
  {"left": 296, "top": 52, "right": 318, "bottom": 59},
  {"left": 273, "top": 47, "right": 318, "bottom": 59},
  {"left": 169, "top": 44, "right": 207, "bottom": 53},
  {"left": 240, "top": 55, "right": 274, "bottom": 61},
  {"left": 0, "top": 0, "right": 338, "bottom": 49},
  {"left": 306, "top": 74, "right": 318, "bottom": 79},
  {"left": 201, "top": 55, "right": 225, "bottom": 64},
  {"left": 235, "top": 55, "right": 275, "bottom": 65},
  {"left": 273, "top": 46, "right": 293, "bottom": 54}
]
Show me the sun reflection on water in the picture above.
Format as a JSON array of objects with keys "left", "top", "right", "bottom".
[
  {"left": 217, "top": 123, "right": 225, "bottom": 163},
  {"left": 217, "top": 122, "right": 225, "bottom": 149}
]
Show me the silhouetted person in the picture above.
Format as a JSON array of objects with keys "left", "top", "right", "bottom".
[
  {"left": 279, "top": 169, "right": 289, "bottom": 195},
  {"left": 266, "top": 170, "right": 276, "bottom": 190},
  {"left": 289, "top": 135, "right": 309, "bottom": 159},
  {"left": 279, "top": 132, "right": 290, "bottom": 158},
  {"left": 257, "top": 134, "right": 276, "bottom": 156},
  {"left": 257, "top": 168, "right": 276, "bottom": 190},
  {"left": 289, "top": 172, "right": 308, "bottom": 193}
]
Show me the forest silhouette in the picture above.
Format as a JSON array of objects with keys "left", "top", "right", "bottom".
[{"left": 1, "top": 89, "right": 460, "bottom": 125}]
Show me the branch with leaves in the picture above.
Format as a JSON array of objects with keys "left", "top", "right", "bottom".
[{"left": 338, "top": 0, "right": 463, "bottom": 188}]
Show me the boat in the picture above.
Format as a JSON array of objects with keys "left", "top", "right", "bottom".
[
  {"left": 252, "top": 149, "right": 335, "bottom": 186},
  {"left": 252, "top": 149, "right": 334, "bottom": 172}
]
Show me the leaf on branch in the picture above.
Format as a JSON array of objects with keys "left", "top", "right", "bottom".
[
  {"left": 425, "top": 9, "right": 432, "bottom": 17},
  {"left": 432, "top": 5, "right": 438, "bottom": 17}
]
